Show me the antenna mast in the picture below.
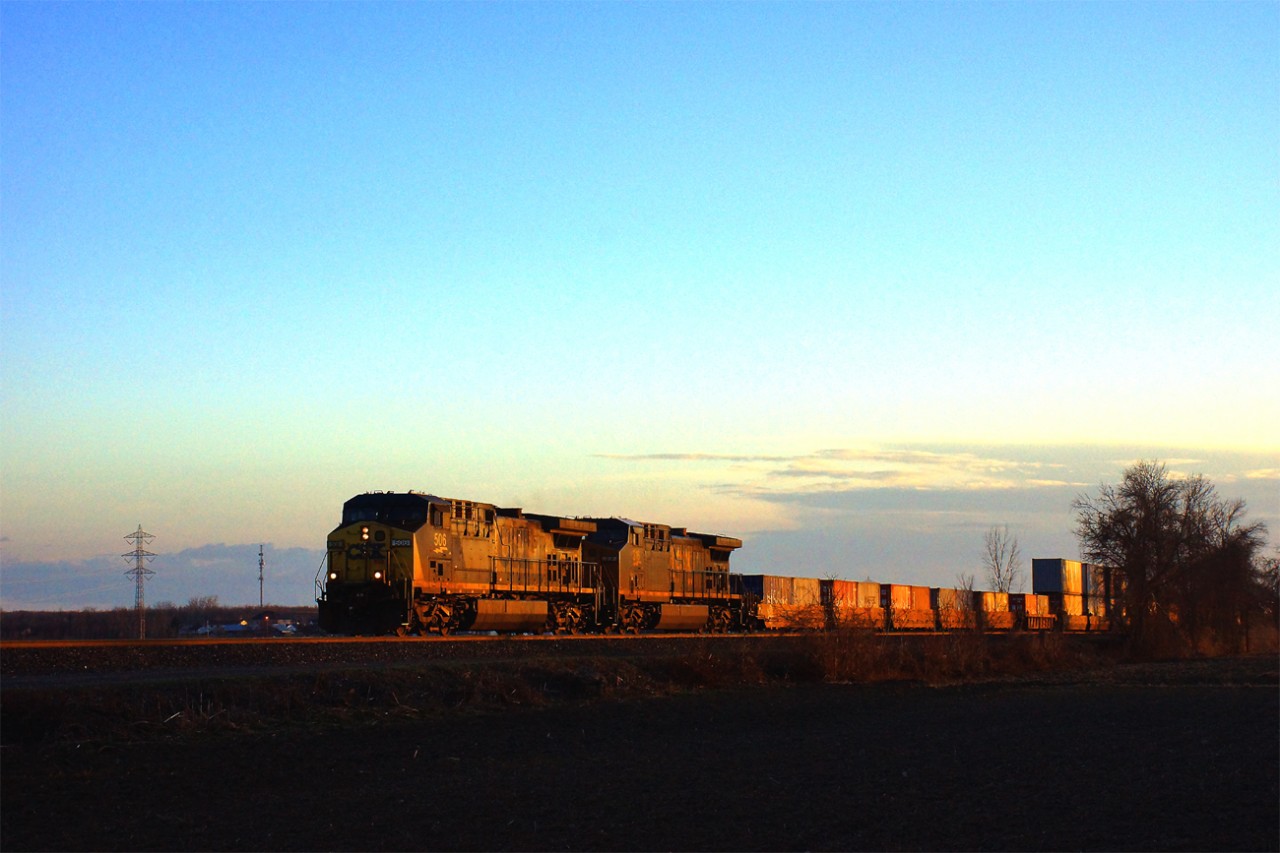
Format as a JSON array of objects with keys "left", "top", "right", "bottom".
[
  {"left": 258, "top": 544, "right": 265, "bottom": 608},
  {"left": 122, "top": 525, "right": 156, "bottom": 639}
]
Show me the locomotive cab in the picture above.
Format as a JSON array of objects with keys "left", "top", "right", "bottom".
[{"left": 318, "top": 492, "right": 435, "bottom": 634}]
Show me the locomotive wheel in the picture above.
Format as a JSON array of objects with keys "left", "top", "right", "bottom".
[
  {"left": 411, "top": 602, "right": 435, "bottom": 636},
  {"left": 430, "top": 603, "right": 455, "bottom": 636},
  {"left": 435, "top": 610, "right": 453, "bottom": 636},
  {"left": 552, "top": 602, "right": 585, "bottom": 635},
  {"left": 407, "top": 608, "right": 430, "bottom": 636},
  {"left": 621, "top": 606, "right": 645, "bottom": 634}
]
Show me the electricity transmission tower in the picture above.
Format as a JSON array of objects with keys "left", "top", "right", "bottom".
[
  {"left": 258, "top": 544, "right": 265, "bottom": 608},
  {"left": 122, "top": 525, "right": 156, "bottom": 639}
]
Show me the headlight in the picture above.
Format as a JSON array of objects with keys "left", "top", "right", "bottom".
[
  {"left": 373, "top": 571, "right": 383, "bottom": 580},
  {"left": 329, "top": 572, "right": 338, "bottom": 580},
  {"left": 361, "top": 526, "right": 370, "bottom": 541}
]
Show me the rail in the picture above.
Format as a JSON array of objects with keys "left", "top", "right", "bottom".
[{"left": 669, "top": 568, "right": 732, "bottom": 598}]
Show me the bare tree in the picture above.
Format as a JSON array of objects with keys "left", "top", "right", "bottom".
[
  {"left": 982, "top": 525, "right": 1023, "bottom": 593},
  {"left": 1073, "top": 460, "right": 1268, "bottom": 653},
  {"left": 950, "top": 571, "right": 977, "bottom": 629},
  {"left": 1257, "top": 548, "right": 1279, "bottom": 619}
]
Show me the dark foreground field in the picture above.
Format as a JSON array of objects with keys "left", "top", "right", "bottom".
[{"left": 2, "top": 642, "right": 1277, "bottom": 852}]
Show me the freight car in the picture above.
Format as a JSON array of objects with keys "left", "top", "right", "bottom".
[
  {"left": 317, "top": 491, "right": 744, "bottom": 635},
  {"left": 751, "top": 572, "right": 1119, "bottom": 633}
]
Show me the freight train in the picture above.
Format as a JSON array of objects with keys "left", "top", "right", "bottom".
[{"left": 317, "top": 491, "right": 1118, "bottom": 635}]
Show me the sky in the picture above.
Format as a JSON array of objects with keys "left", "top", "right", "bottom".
[{"left": 2, "top": 2, "right": 1277, "bottom": 610}]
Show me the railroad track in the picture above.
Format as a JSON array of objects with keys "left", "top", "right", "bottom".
[
  {"left": 0, "top": 631, "right": 729, "bottom": 650},
  {"left": 2, "top": 631, "right": 1115, "bottom": 692},
  {"left": 0, "top": 631, "right": 784, "bottom": 686}
]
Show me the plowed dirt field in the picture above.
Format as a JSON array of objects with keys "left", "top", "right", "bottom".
[{"left": 2, "top": 640, "right": 1275, "bottom": 851}]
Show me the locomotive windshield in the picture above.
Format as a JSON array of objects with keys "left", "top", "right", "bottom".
[{"left": 341, "top": 494, "right": 434, "bottom": 530}]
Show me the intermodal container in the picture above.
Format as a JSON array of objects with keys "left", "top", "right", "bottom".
[
  {"left": 1032, "top": 558, "right": 1084, "bottom": 595},
  {"left": 881, "top": 584, "right": 913, "bottom": 610},
  {"left": 846, "top": 606, "right": 886, "bottom": 630},
  {"left": 1083, "top": 594, "right": 1108, "bottom": 618},
  {"left": 1008, "top": 593, "right": 1050, "bottom": 615},
  {"left": 1082, "top": 563, "right": 1113, "bottom": 597},
  {"left": 822, "top": 579, "right": 859, "bottom": 608},
  {"left": 890, "top": 608, "right": 936, "bottom": 630},
  {"left": 982, "top": 611, "right": 1016, "bottom": 630},
  {"left": 977, "top": 591, "right": 1010, "bottom": 612},
  {"left": 932, "top": 587, "right": 974, "bottom": 612},
  {"left": 741, "top": 575, "right": 793, "bottom": 605},
  {"left": 1049, "top": 592, "right": 1084, "bottom": 616},
  {"left": 855, "top": 582, "right": 881, "bottom": 608},
  {"left": 793, "top": 577, "right": 821, "bottom": 608},
  {"left": 765, "top": 575, "right": 794, "bottom": 605},
  {"left": 934, "top": 588, "right": 976, "bottom": 629},
  {"left": 909, "top": 585, "right": 931, "bottom": 611}
]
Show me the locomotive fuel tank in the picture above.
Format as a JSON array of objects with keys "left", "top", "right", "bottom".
[{"left": 470, "top": 599, "right": 551, "bottom": 632}]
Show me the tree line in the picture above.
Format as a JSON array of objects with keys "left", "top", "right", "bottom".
[
  {"left": 978, "top": 460, "right": 1275, "bottom": 654},
  {"left": 0, "top": 598, "right": 319, "bottom": 641}
]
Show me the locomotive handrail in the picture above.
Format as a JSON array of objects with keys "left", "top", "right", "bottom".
[
  {"left": 488, "top": 555, "right": 601, "bottom": 595},
  {"left": 313, "top": 553, "right": 329, "bottom": 602}
]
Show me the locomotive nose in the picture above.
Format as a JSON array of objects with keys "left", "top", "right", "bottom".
[{"left": 344, "top": 541, "right": 381, "bottom": 581}]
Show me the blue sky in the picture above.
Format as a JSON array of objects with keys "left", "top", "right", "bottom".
[{"left": 2, "top": 2, "right": 1277, "bottom": 609}]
